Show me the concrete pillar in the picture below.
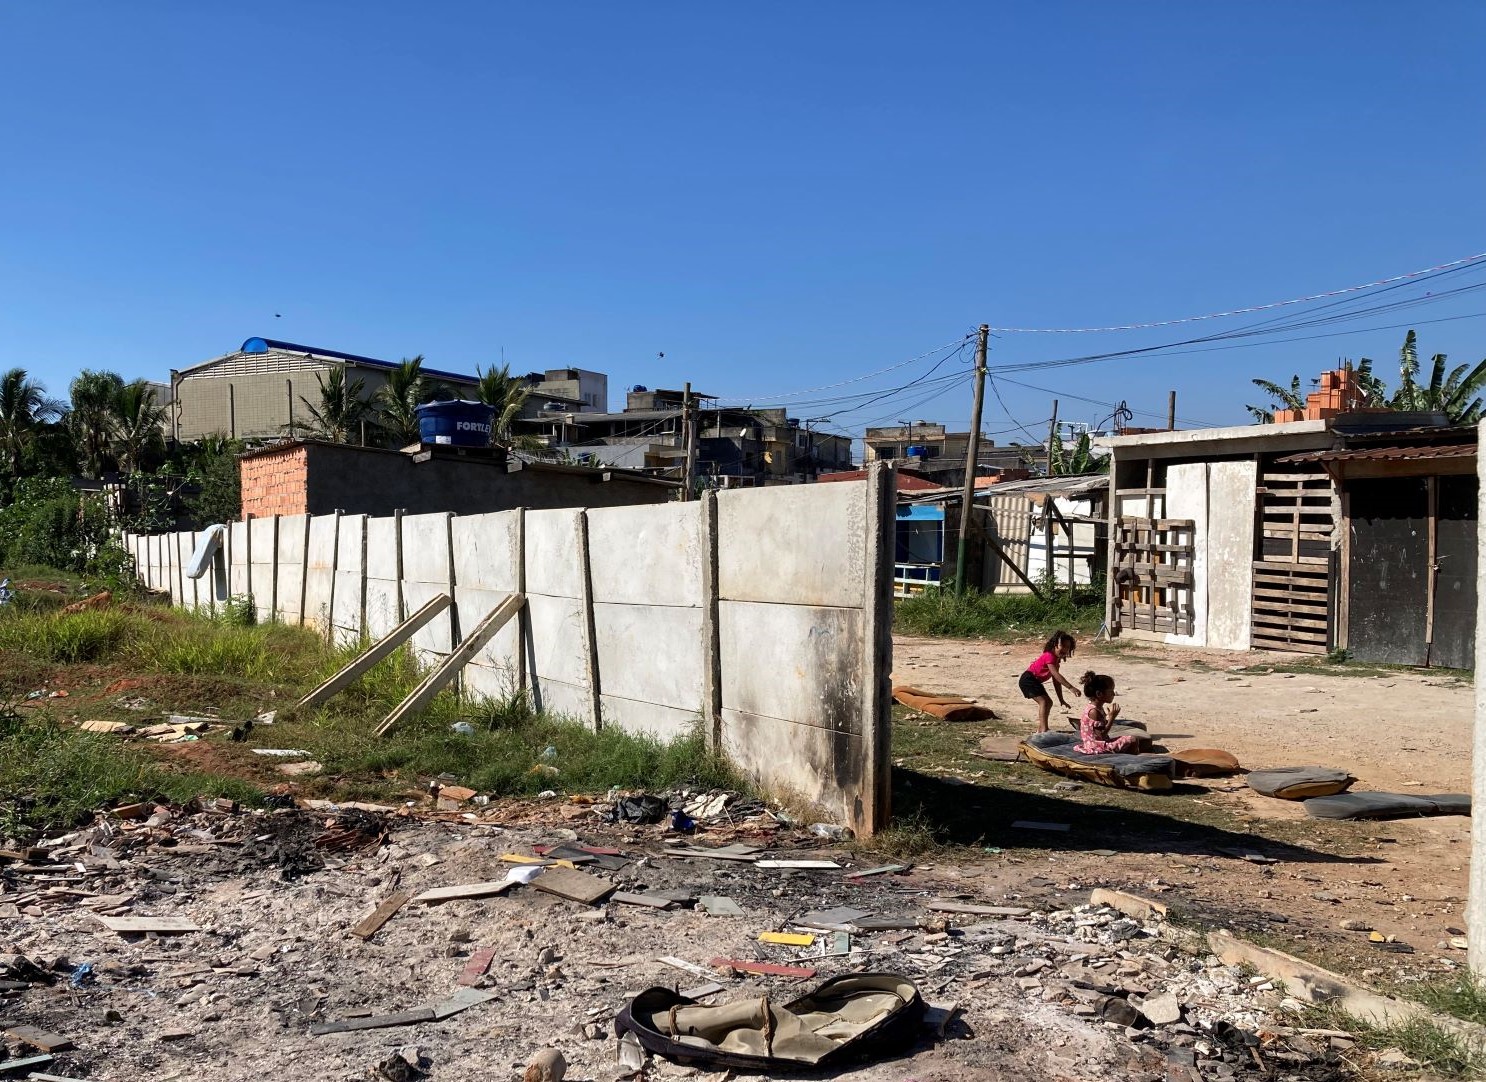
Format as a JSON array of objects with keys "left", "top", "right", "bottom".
[{"left": 1470, "top": 418, "right": 1486, "bottom": 974}]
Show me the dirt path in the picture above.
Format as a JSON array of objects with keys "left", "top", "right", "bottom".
[{"left": 892, "top": 635, "right": 1473, "bottom": 793}]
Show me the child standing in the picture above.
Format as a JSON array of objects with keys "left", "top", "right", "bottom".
[
  {"left": 1074, "top": 671, "right": 1142, "bottom": 754},
  {"left": 1018, "top": 630, "right": 1081, "bottom": 733}
]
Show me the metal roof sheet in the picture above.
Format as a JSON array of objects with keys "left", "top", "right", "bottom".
[{"left": 1277, "top": 443, "right": 1477, "bottom": 464}]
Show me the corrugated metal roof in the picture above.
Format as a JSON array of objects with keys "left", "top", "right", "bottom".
[{"left": 1278, "top": 443, "right": 1477, "bottom": 464}]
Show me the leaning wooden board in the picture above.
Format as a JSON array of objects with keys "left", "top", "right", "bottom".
[{"left": 532, "top": 867, "right": 613, "bottom": 905}]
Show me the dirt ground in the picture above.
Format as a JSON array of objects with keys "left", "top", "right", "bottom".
[{"left": 891, "top": 634, "right": 1475, "bottom": 989}]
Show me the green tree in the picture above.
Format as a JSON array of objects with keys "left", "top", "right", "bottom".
[
  {"left": 69, "top": 369, "right": 126, "bottom": 477},
  {"left": 1386, "top": 329, "right": 1486, "bottom": 422},
  {"left": 0, "top": 368, "right": 63, "bottom": 478},
  {"left": 376, "top": 355, "right": 442, "bottom": 446},
  {"left": 177, "top": 435, "right": 243, "bottom": 525},
  {"left": 1244, "top": 375, "right": 1308, "bottom": 424},
  {"left": 475, "top": 364, "right": 534, "bottom": 446},
  {"left": 111, "top": 380, "right": 167, "bottom": 475},
  {"left": 298, "top": 364, "right": 374, "bottom": 443}
]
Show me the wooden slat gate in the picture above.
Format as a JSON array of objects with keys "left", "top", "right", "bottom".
[
  {"left": 1251, "top": 464, "right": 1333, "bottom": 653},
  {"left": 987, "top": 494, "right": 1034, "bottom": 590},
  {"left": 1112, "top": 517, "right": 1196, "bottom": 636}
]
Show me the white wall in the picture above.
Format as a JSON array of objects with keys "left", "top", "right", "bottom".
[{"left": 121, "top": 466, "right": 895, "bottom": 835}]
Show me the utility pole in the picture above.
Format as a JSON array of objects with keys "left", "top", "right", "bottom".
[
  {"left": 1167, "top": 390, "right": 1177, "bottom": 431},
  {"left": 953, "top": 324, "right": 990, "bottom": 594},
  {"left": 681, "top": 381, "right": 697, "bottom": 500},
  {"left": 1045, "top": 400, "right": 1060, "bottom": 476}
]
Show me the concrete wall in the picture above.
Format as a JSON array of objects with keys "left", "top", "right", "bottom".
[{"left": 121, "top": 464, "right": 895, "bottom": 835}]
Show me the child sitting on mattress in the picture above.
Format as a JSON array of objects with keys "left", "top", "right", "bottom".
[
  {"left": 1075, "top": 671, "right": 1142, "bottom": 755},
  {"left": 1019, "top": 630, "right": 1081, "bottom": 733}
]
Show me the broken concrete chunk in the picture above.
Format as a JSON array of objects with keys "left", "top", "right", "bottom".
[
  {"left": 1139, "top": 991, "right": 1183, "bottom": 1026},
  {"left": 697, "top": 896, "right": 744, "bottom": 917},
  {"left": 1089, "top": 888, "right": 1167, "bottom": 921},
  {"left": 523, "top": 1048, "right": 566, "bottom": 1082}
]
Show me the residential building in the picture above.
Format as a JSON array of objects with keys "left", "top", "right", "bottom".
[{"left": 863, "top": 422, "right": 1041, "bottom": 487}]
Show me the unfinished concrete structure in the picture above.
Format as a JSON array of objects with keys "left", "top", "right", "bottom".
[{"left": 124, "top": 467, "right": 895, "bottom": 835}]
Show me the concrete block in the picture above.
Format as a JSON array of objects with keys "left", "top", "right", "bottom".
[
  {"left": 720, "top": 707, "right": 863, "bottom": 825},
  {"left": 452, "top": 511, "right": 520, "bottom": 592},
  {"left": 719, "top": 601, "right": 864, "bottom": 735},
  {"left": 526, "top": 593, "right": 592, "bottom": 688},
  {"left": 717, "top": 483, "right": 865, "bottom": 607},
  {"left": 587, "top": 503, "right": 703, "bottom": 607},
  {"left": 525, "top": 509, "right": 584, "bottom": 599},
  {"left": 1205, "top": 460, "right": 1256, "bottom": 651},
  {"left": 593, "top": 603, "right": 705, "bottom": 709},
  {"left": 600, "top": 696, "right": 699, "bottom": 740},
  {"left": 401, "top": 512, "right": 450, "bottom": 584},
  {"left": 365, "top": 516, "right": 399, "bottom": 580}
]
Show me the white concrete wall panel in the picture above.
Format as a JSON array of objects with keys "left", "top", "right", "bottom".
[
  {"left": 363, "top": 515, "right": 401, "bottom": 639},
  {"left": 600, "top": 696, "right": 698, "bottom": 741},
  {"left": 275, "top": 515, "right": 308, "bottom": 624},
  {"left": 720, "top": 708, "right": 862, "bottom": 824},
  {"left": 304, "top": 515, "right": 338, "bottom": 632},
  {"left": 593, "top": 603, "right": 705, "bottom": 709},
  {"left": 247, "top": 517, "right": 277, "bottom": 621},
  {"left": 452, "top": 512, "right": 519, "bottom": 592},
  {"left": 719, "top": 601, "right": 864, "bottom": 736},
  {"left": 526, "top": 593, "right": 591, "bottom": 689},
  {"left": 1164, "top": 463, "right": 1209, "bottom": 648},
  {"left": 587, "top": 503, "right": 703, "bottom": 607},
  {"left": 532, "top": 677, "right": 592, "bottom": 723},
  {"left": 717, "top": 483, "right": 865, "bottom": 607},
  {"left": 401, "top": 513, "right": 452, "bottom": 661},
  {"left": 331, "top": 515, "right": 366, "bottom": 644},
  {"left": 525, "top": 510, "right": 584, "bottom": 599},
  {"left": 1205, "top": 461, "right": 1257, "bottom": 651},
  {"left": 228, "top": 521, "right": 248, "bottom": 599}
]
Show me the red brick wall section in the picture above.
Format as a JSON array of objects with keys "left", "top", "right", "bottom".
[{"left": 239, "top": 446, "right": 309, "bottom": 519}]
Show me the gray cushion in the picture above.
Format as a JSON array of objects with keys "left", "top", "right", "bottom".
[
  {"left": 1304, "top": 792, "right": 1471, "bottom": 820},
  {"left": 1247, "top": 766, "right": 1355, "bottom": 799}
]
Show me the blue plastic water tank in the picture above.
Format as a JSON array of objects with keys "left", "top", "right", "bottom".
[{"left": 415, "top": 400, "right": 495, "bottom": 446}]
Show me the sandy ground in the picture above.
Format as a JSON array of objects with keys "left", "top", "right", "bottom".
[{"left": 891, "top": 635, "right": 1474, "bottom": 794}]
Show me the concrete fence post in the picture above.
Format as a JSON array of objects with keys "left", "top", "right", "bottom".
[
  {"left": 514, "top": 507, "right": 528, "bottom": 697},
  {"left": 269, "top": 514, "right": 281, "bottom": 620},
  {"left": 327, "top": 511, "right": 342, "bottom": 636},
  {"left": 859, "top": 461, "right": 896, "bottom": 836},
  {"left": 444, "top": 512, "right": 459, "bottom": 683},
  {"left": 393, "top": 508, "right": 405, "bottom": 623},
  {"left": 174, "top": 531, "right": 187, "bottom": 608},
  {"left": 578, "top": 509, "right": 603, "bottom": 731},
  {"left": 298, "top": 513, "right": 311, "bottom": 627},
  {"left": 700, "top": 491, "right": 722, "bottom": 749},
  {"left": 244, "top": 514, "right": 253, "bottom": 604},
  {"left": 1469, "top": 418, "right": 1486, "bottom": 975},
  {"left": 358, "top": 514, "right": 369, "bottom": 639}
]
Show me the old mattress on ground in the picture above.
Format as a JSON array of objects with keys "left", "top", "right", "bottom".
[
  {"left": 892, "top": 686, "right": 997, "bottom": 722},
  {"left": 1018, "top": 728, "right": 1175, "bottom": 791},
  {"left": 1303, "top": 791, "right": 1470, "bottom": 820},
  {"left": 1247, "top": 766, "right": 1355, "bottom": 800}
]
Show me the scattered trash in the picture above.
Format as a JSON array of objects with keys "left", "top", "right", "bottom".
[
  {"left": 808, "top": 822, "right": 852, "bottom": 840},
  {"left": 67, "top": 963, "right": 95, "bottom": 989},
  {"left": 609, "top": 795, "right": 667, "bottom": 824},
  {"left": 450, "top": 722, "right": 475, "bottom": 736},
  {"left": 0, "top": 579, "right": 12, "bottom": 605},
  {"left": 669, "top": 808, "right": 696, "bottom": 833}
]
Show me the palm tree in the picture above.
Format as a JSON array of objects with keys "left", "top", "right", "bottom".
[
  {"left": 111, "top": 380, "right": 167, "bottom": 474},
  {"left": 376, "top": 355, "right": 440, "bottom": 446},
  {"left": 298, "top": 364, "right": 374, "bottom": 443},
  {"left": 0, "top": 368, "right": 63, "bottom": 477},
  {"left": 1388, "top": 330, "right": 1486, "bottom": 422},
  {"left": 475, "top": 364, "right": 533, "bottom": 446},
  {"left": 69, "top": 369, "right": 126, "bottom": 477},
  {"left": 1244, "top": 375, "right": 1308, "bottom": 424}
]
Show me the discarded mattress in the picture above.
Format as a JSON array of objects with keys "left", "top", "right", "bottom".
[
  {"left": 185, "top": 523, "right": 227, "bottom": 579},
  {"left": 1246, "top": 766, "right": 1355, "bottom": 800},
  {"left": 1303, "top": 792, "right": 1470, "bottom": 820},
  {"left": 615, "top": 974, "right": 923, "bottom": 1071},
  {"left": 892, "top": 686, "right": 997, "bottom": 722},
  {"left": 1019, "top": 729, "right": 1174, "bottom": 792},
  {"left": 1171, "top": 748, "right": 1241, "bottom": 778}
]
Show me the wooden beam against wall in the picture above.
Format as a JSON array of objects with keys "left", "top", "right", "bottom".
[
  {"left": 296, "top": 594, "right": 453, "bottom": 711},
  {"left": 376, "top": 593, "right": 525, "bottom": 737}
]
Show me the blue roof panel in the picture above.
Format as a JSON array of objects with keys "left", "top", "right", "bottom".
[{"left": 238, "top": 337, "right": 477, "bottom": 383}]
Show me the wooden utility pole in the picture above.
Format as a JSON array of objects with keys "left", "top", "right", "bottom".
[
  {"left": 1045, "top": 400, "right": 1060, "bottom": 476},
  {"left": 1167, "top": 390, "right": 1177, "bottom": 431},
  {"left": 953, "top": 325, "right": 990, "bottom": 594},
  {"left": 681, "top": 382, "right": 697, "bottom": 500}
]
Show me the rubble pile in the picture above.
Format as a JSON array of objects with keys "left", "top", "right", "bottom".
[{"left": 0, "top": 793, "right": 1390, "bottom": 1080}]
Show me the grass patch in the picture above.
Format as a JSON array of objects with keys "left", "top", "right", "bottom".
[
  {"left": 895, "top": 583, "right": 1103, "bottom": 640},
  {"left": 0, "top": 609, "right": 135, "bottom": 662},
  {"left": 1411, "top": 973, "right": 1486, "bottom": 1027},
  {"left": 1302, "top": 1001, "right": 1486, "bottom": 1079},
  {"left": 0, "top": 719, "right": 262, "bottom": 834}
]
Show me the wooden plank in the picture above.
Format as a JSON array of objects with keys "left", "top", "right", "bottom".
[
  {"left": 532, "top": 867, "right": 614, "bottom": 905},
  {"left": 0, "top": 1055, "right": 53, "bottom": 1074},
  {"left": 1252, "top": 614, "right": 1329, "bottom": 630},
  {"left": 923, "top": 901, "right": 1031, "bottom": 917},
  {"left": 428, "top": 986, "right": 498, "bottom": 1020},
  {"left": 753, "top": 859, "right": 841, "bottom": 869},
  {"left": 412, "top": 881, "right": 516, "bottom": 904},
  {"left": 348, "top": 891, "right": 409, "bottom": 940},
  {"left": 709, "top": 958, "right": 817, "bottom": 979},
  {"left": 309, "top": 1009, "right": 435, "bottom": 1036},
  {"left": 376, "top": 593, "right": 524, "bottom": 736},
  {"left": 458, "top": 946, "right": 498, "bottom": 986},
  {"left": 3, "top": 1027, "right": 72, "bottom": 1053},
  {"left": 1252, "top": 558, "right": 1329, "bottom": 572},
  {"left": 94, "top": 914, "right": 198, "bottom": 933},
  {"left": 612, "top": 891, "right": 677, "bottom": 910},
  {"left": 297, "top": 594, "right": 452, "bottom": 711}
]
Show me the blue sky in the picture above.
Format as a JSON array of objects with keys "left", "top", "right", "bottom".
[{"left": 1, "top": 2, "right": 1482, "bottom": 442}]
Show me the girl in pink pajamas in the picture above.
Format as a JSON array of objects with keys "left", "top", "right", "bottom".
[{"left": 1075, "top": 672, "right": 1142, "bottom": 755}]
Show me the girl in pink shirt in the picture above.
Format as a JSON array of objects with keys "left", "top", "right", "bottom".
[
  {"left": 1075, "top": 671, "right": 1142, "bottom": 755},
  {"left": 1018, "top": 630, "right": 1080, "bottom": 733}
]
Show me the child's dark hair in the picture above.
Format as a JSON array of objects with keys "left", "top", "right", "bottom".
[
  {"left": 1081, "top": 671, "right": 1114, "bottom": 699},
  {"left": 1043, "top": 630, "right": 1076, "bottom": 656}
]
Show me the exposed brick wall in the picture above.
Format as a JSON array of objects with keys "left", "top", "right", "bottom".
[
  {"left": 1272, "top": 368, "right": 1382, "bottom": 423},
  {"left": 239, "top": 445, "right": 309, "bottom": 519}
]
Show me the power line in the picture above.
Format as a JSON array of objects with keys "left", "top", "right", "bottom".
[
  {"left": 714, "top": 333, "right": 975, "bottom": 405},
  {"left": 988, "top": 250, "right": 1486, "bottom": 333},
  {"left": 992, "top": 375, "right": 1221, "bottom": 428}
]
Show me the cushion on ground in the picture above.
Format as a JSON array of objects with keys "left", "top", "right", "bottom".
[
  {"left": 1172, "top": 748, "right": 1241, "bottom": 778},
  {"left": 1303, "top": 791, "right": 1471, "bottom": 820},
  {"left": 1020, "top": 730, "right": 1174, "bottom": 792},
  {"left": 1246, "top": 766, "right": 1355, "bottom": 800},
  {"left": 892, "top": 686, "right": 998, "bottom": 723}
]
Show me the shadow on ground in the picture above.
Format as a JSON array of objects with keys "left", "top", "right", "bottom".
[{"left": 892, "top": 768, "right": 1377, "bottom": 865}]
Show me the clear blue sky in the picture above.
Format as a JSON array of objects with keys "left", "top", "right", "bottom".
[{"left": 2, "top": 2, "right": 1482, "bottom": 443}]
